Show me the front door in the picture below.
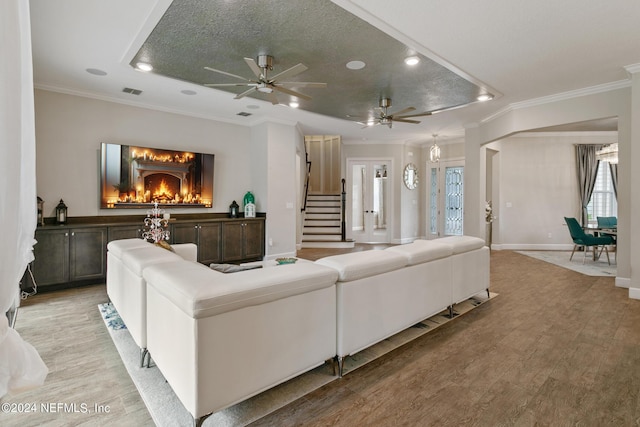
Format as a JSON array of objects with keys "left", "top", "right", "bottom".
[
  {"left": 426, "top": 160, "right": 465, "bottom": 238},
  {"left": 348, "top": 159, "right": 391, "bottom": 243}
]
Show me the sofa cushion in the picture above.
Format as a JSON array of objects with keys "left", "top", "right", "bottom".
[
  {"left": 384, "top": 240, "right": 453, "bottom": 265},
  {"left": 314, "top": 250, "right": 407, "bottom": 282},
  {"left": 121, "top": 245, "right": 183, "bottom": 276},
  {"left": 143, "top": 260, "right": 339, "bottom": 318},
  {"left": 429, "top": 236, "right": 486, "bottom": 254},
  {"left": 107, "top": 238, "right": 150, "bottom": 258}
]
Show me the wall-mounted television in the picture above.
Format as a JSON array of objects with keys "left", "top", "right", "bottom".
[{"left": 100, "top": 142, "right": 214, "bottom": 209}]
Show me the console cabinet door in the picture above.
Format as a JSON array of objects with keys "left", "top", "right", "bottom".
[
  {"left": 171, "top": 222, "right": 199, "bottom": 245},
  {"left": 222, "top": 220, "right": 265, "bottom": 262},
  {"left": 171, "top": 222, "right": 222, "bottom": 265},
  {"left": 222, "top": 222, "right": 244, "bottom": 262},
  {"left": 33, "top": 228, "right": 69, "bottom": 286},
  {"left": 69, "top": 227, "right": 107, "bottom": 281},
  {"left": 243, "top": 220, "right": 264, "bottom": 261},
  {"left": 198, "top": 222, "right": 222, "bottom": 265}
]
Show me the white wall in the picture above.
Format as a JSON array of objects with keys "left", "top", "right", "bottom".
[
  {"left": 490, "top": 133, "right": 616, "bottom": 250},
  {"left": 35, "top": 89, "right": 252, "bottom": 217},
  {"left": 467, "top": 86, "right": 632, "bottom": 290},
  {"left": 251, "top": 122, "right": 299, "bottom": 259}
]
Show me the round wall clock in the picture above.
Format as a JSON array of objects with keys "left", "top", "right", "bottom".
[{"left": 403, "top": 163, "right": 418, "bottom": 190}]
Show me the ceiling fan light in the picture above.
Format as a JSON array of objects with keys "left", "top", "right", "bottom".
[
  {"left": 257, "top": 86, "right": 273, "bottom": 94},
  {"left": 289, "top": 101, "right": 299, "bottom": 108},
  {"left": 404, "top": 56, "right": 420, "bottom": 66}
]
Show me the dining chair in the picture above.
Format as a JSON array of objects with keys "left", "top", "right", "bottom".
[{"left": 564, "top": 217, "right": 614, "bottom": 265}]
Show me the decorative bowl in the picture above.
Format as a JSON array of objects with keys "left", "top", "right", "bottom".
[{"left": 275, "top": 257, "right": 297, "bottom": 265}]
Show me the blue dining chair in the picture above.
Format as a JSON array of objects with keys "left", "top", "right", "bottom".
[{"left": 564, "top": 217, "right": 614, "bottom": 265}]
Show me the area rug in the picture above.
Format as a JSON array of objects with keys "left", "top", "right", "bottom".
[
  {"left": 99, "top": 291, "right": 497, "bottom": 426},
  {"left": 515, "top": 250, "right": 616, "bottom": 277}
]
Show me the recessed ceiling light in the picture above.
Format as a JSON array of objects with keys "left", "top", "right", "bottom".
[
  {"left": 477, "top": 94, "right": 493, "bottom": 102},
  {"left": 289, "top": 101, "right": 299, "bottom": 108},
  {"left": 246, "top": 104, "right": 260, "bottom": 110},
  {"left": 86, "top": 68, "right": 107, "bottom": 76},
  {"left": 404, "top": 56, "right": 420, "bottom": 66},
  {"left": 180, "top": 89, "right": 197, "bottom": 95},
  {"left": 346, "top": 60, "right": 366, "bottom": 70},
  {"left": 136, "top": 62, "right": 153, "bottom": 72}
]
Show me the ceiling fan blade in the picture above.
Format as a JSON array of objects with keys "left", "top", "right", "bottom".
[
  {"left": 392, "top": 118, "right": 421, "bottom": 124},
  {"left": 278, "top": 82, "right": 327, "bottom": 88},
  {"left": 204, "top": 83, "right": 253, "bottom": 87},
  {"left": 396, "top": 111, "right": 433, "bottom": 119},
  {"left": 267, "top": 91, "right": 280, "bottom": 105},
  {"left": 204, "top": 66, "right": 253, "bottom": 82},
  {"left": 270, "top": 63, "right": 307, "bottom": 82},
  {"left": 233, "top": 87, "right": 257, "bottom": 100},
  {"left": 273, "top": 85, "right": 312, "bottom": 101},
  {"left": 243, "top": 57, "right": 263, "bottom": 79},
  {"left": 390, "top": 106, "right": 416, "bottom": 117}
]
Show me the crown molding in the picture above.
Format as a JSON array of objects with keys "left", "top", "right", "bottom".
[
  {"left": 481, "top": 79, "right": 631, "bottom": 125},
  {"left": 34, "top": 83, "right": 252, "bottom": 127}
]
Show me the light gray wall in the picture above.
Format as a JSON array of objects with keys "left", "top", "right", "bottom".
[
  {"left": 35, "top": 89, "right": 252, "bottom": 217},
  {"left": 489, "top": 133, "right": 617, "bottom": 250},
  {"left": 34, "top": 89, "right": 299, "bottom": 259},
  {"left": 466, "top": 85, "right": 633, "bottom": 291}
]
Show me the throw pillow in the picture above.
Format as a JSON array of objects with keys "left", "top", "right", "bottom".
[
  {"left": 154, "top": 240, "right": 175, "bottom": 252},
  {"left": 209, "top": 263, "right": 262, "bottom": 273}
]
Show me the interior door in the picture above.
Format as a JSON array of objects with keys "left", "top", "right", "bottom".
[
  {"left": 426, "top": 160, "right": 465, "bottom": 238},
  {"left": 348, "top": 159, "right": 391, "bottom": 243}
]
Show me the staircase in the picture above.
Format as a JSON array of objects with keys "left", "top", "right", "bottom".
[{"left": 302, "top": 194, "right": 355, "bottom": 248}]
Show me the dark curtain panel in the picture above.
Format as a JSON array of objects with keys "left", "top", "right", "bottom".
[
  {"left": 609, "top": 162, "right": 618, "bottom": 199},
  {"left": 575, "top": 145, "right": 600, "bottom": 226}
]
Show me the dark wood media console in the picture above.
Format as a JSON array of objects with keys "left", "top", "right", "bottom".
[{"left": 31, "top": 213, "right": 265, "bottom": 292}]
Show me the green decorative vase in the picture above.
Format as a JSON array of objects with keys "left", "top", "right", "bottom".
[{"left": 243, "top": 191, "right": 254, "bottom": 206}]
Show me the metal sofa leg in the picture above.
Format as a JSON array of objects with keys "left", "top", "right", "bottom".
[
  {"left": 140, "top": 348, "right": 149, "bottom": 368},
  {"left": 194, "top": 412, "right": 213, "bottom": 427},
  {"left": 335, "top": 355, "right": 345, "bottom": 377}
]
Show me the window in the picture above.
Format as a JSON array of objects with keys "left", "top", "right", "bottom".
[{"left": 586, "top": 161, "right": 617, "bottom": 226}]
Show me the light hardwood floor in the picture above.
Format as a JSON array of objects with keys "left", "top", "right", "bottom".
[{"left": 2, "top": 248, "right": 640, "bottom": 426}]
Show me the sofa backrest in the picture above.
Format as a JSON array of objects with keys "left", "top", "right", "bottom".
[{"left": 314, "top": 250, "right": 407, "bottom": 282}]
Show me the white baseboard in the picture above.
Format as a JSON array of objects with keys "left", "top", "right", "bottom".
[
  {"left": 616, "top": 277, "right": 631, "bottom": 289},
  {"left": 628, "top": 286, "right": 640, "bottom": 299}
]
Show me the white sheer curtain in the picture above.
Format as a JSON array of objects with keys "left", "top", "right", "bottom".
[{"left": 0, "top": 0, "right": 48, "bottom": 397}]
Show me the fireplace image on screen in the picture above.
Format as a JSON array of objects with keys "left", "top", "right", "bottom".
[{"left": 100, "top": 143, "right": 214, "bottom": 208}]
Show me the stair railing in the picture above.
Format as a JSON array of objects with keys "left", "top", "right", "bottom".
[
  {"left": 301, "top": 153, "right": 311, "bottom": 212},
  {"left": 341, "top": 178, "right": 346, "bottom": 241}
]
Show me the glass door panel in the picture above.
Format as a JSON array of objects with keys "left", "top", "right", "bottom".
[
  {"left": 426, "top": 161, "right": 464, "bottom": 238},
  {"left": 348, "top": 159, "right": 391, "bottom": 243},
  {"left": 444, "top": 166, "right": 464, "bottom": 236}
]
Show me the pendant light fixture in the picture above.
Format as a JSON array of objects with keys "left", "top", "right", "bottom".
[{"left": 429, "top": 134, "right": 441, "bottom": 163}]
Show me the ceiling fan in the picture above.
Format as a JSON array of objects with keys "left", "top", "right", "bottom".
[
  {"left": 204, "top": 54, "right": 326, "bottom": 105},
  {"left": 348, "top": 98, "right": 434, "bottom": 128}
]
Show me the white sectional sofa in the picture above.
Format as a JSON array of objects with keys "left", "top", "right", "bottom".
[
  {"left": 142, "top": 259, "right": 339, "bottom": 426},
  {"left": 315, "top": 235, "right": 489, "bottom": 375},
  {"left": 105, "top": 235, "right": 489, "bottom": 425},
  {"left": 106, "top": 238, "right": 197, "bottom": 367}
]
